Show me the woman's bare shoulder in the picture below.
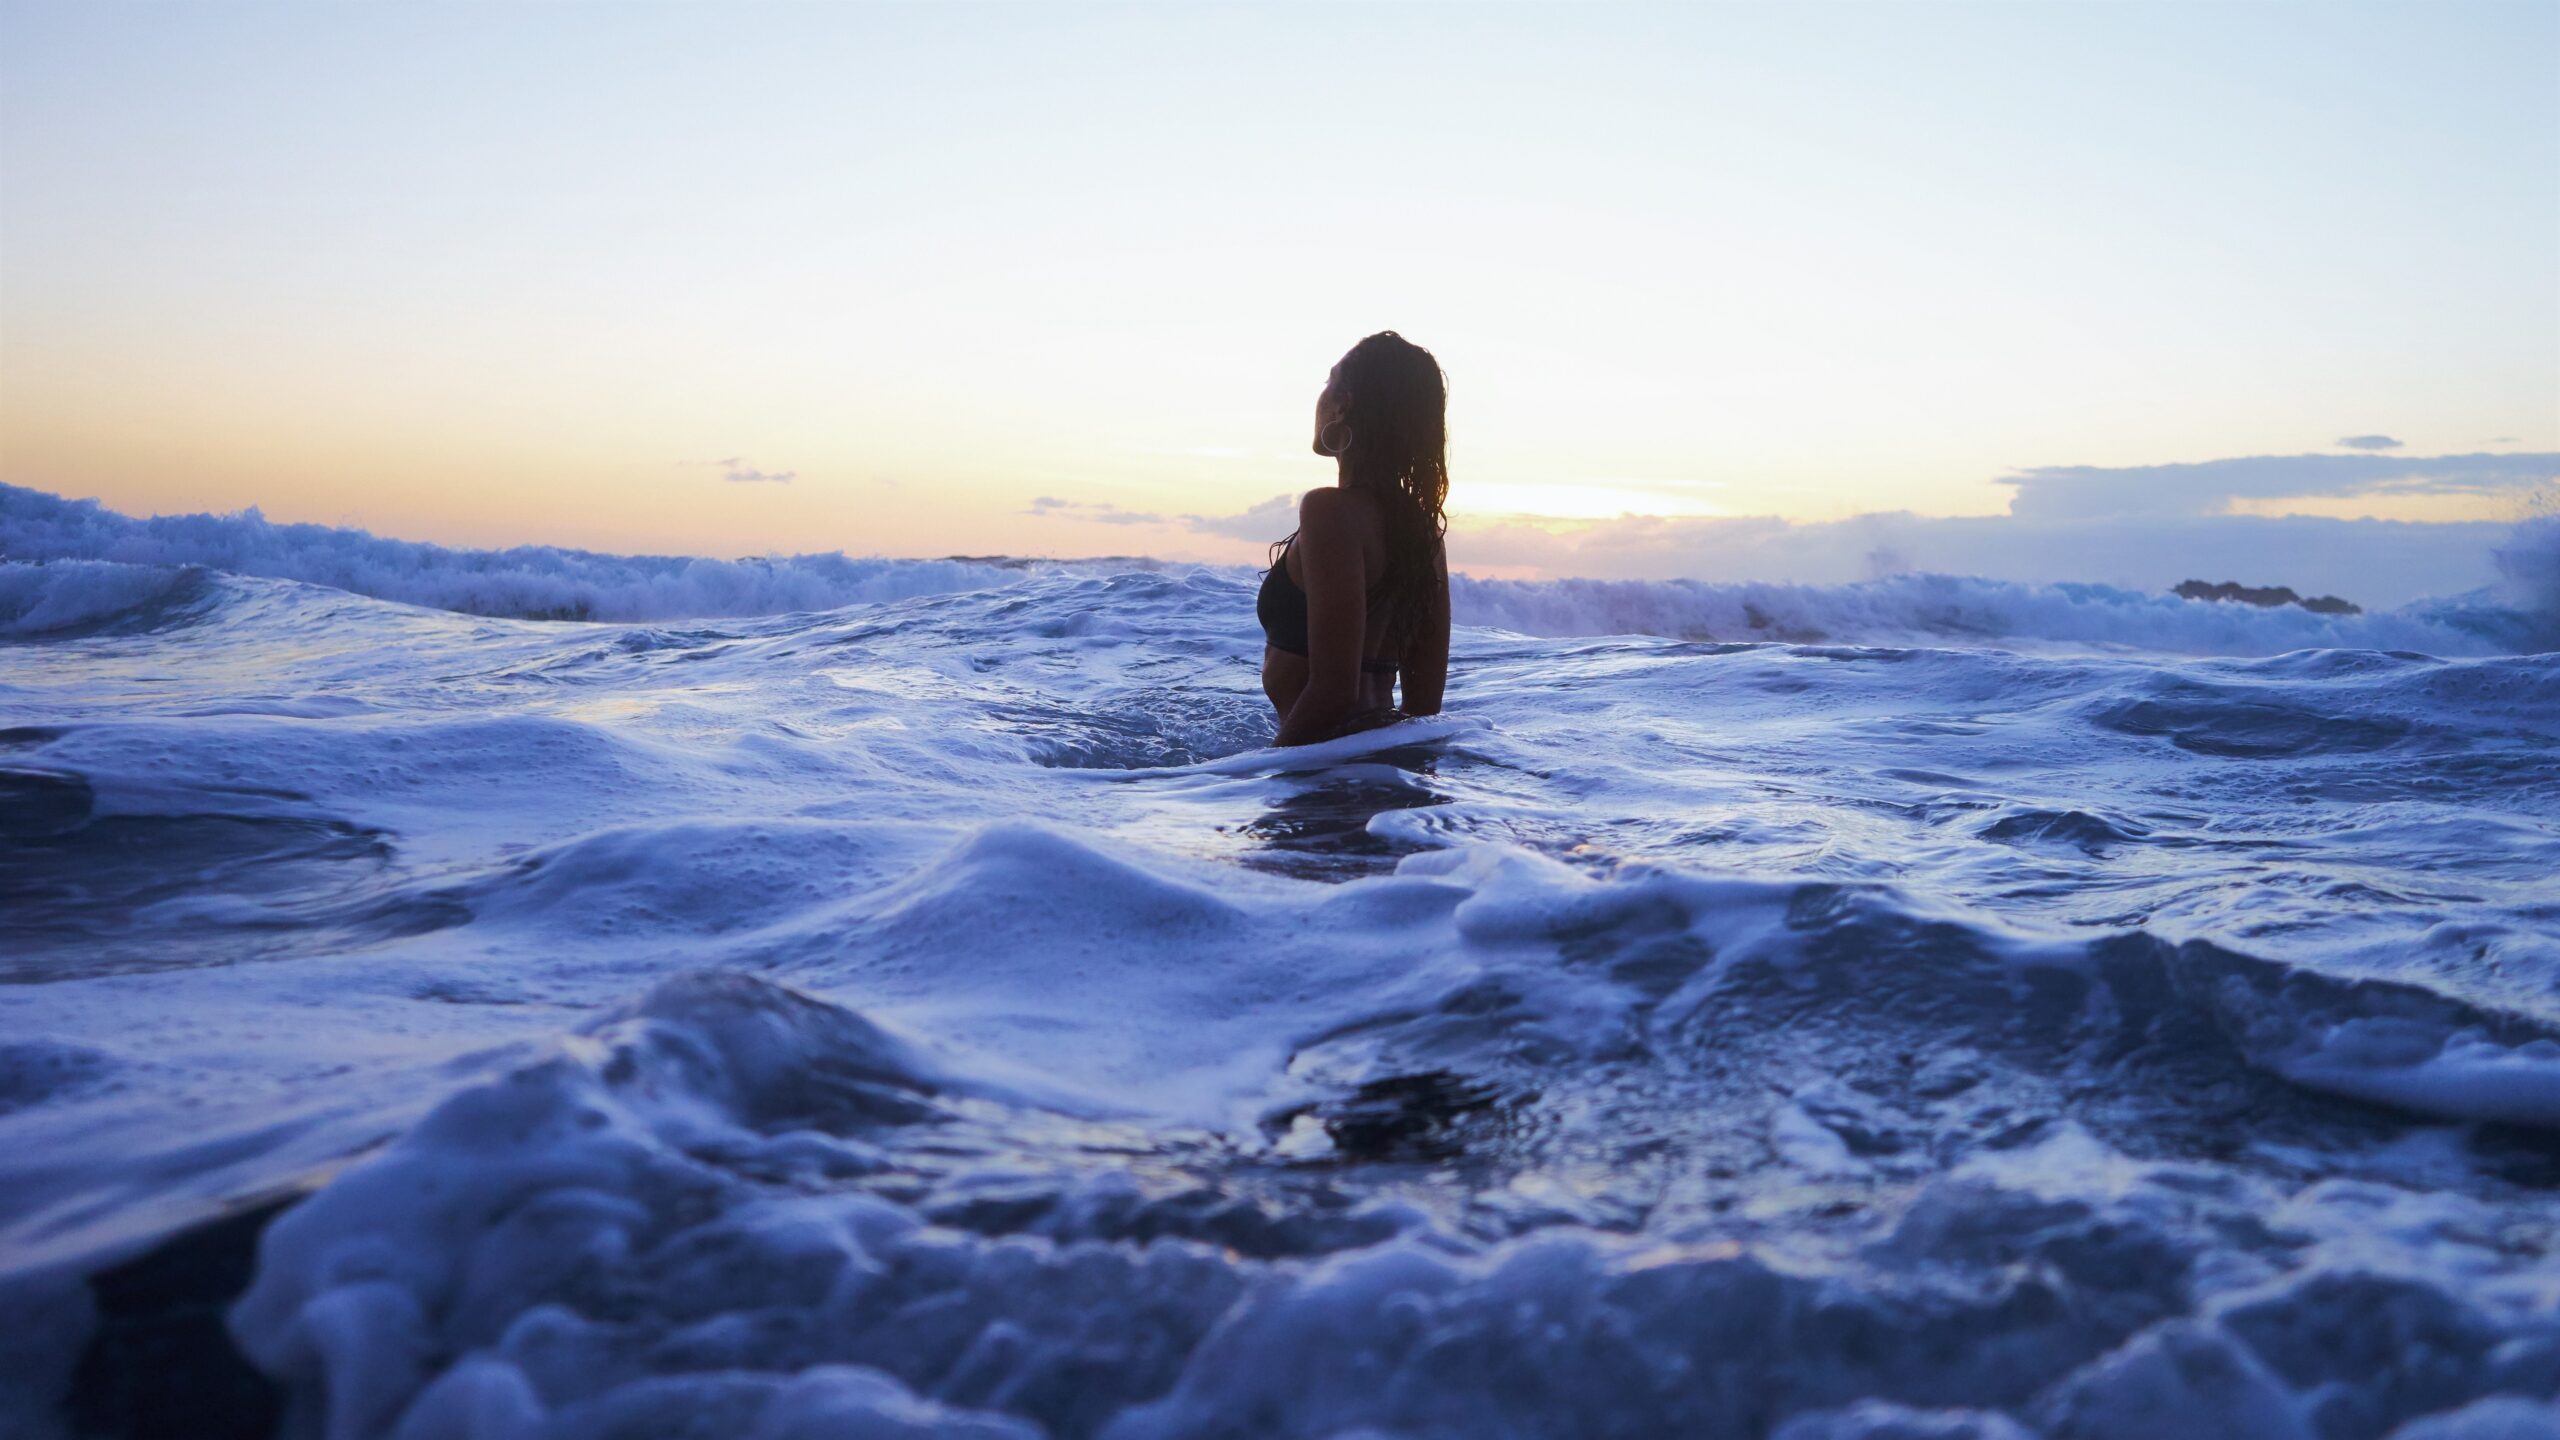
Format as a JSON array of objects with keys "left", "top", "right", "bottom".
[{"left": 1297, "top": 485, "right": 1384, "bottom": 534}]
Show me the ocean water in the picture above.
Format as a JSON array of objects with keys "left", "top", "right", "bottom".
[{"left": 4, "top": 485, "right": 2560, "bottom": 1440}]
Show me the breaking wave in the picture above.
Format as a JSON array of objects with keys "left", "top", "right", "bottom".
[
  {"left": 5, "top": 492, "right": 2558, "bottom": 1438},
  {"left": 1449, "top": 570, "right": 2547, "bottom": 656},
  {"left": 5, "top": 482, "right": 2551, "bottom": 654},
  {"left": 1, "top": 484, "right": 1020, "bottom": 625}
]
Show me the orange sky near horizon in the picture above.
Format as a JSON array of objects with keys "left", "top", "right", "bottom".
[{"left": 4, "top": 3, "right": 2553, "bottom": 566}]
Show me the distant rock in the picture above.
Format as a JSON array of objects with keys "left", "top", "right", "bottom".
[{"left": 2173, "top": 579, "right": 2361, "bottom": 616}]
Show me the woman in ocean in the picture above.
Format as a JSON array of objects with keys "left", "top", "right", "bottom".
[{"left": 1259, "top": 330, "right": 1452, "bottom": 745}]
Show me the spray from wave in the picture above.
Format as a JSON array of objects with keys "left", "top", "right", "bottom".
[
  {"left": 1448, "top": 570, "right": 2543, "bottom": 656},
  {"left": 0, "top": 485, "right": 1020, "bottom": 629},
  {"left": 2488, "top": 509, "right": 2560, "bottom": 644},
  {"left": 6, "top": 483, "right": 2559, "bottom": 1439},
  {"left": 3, "top": 483, "right": 2549, "bottom": 654}
]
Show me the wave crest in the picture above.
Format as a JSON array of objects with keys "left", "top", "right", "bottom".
[
  {"left": 6, "top": 483, "right": 2548, "bottom": 653},
  {"left": 0, "top": 559, "right": 210, "bottom": 638},
  {"left": 1449, "top": 570, "right": 2543, "bottom": 657},
  {"left": 2, "top": 484, "right": 1018, "bottom": 623}
]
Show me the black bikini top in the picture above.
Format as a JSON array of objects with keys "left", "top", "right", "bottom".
[{"left": 1257, "top": 543, "right": 1399, "bottom": 676}]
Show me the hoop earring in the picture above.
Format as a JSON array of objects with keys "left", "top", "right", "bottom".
[{"left": 1319, "top": 421, "right": 1354, "bottom": 456}]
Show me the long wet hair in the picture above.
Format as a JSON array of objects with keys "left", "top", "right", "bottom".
[{"left": 1272, "top": 330, "right": 1449, "bottom": 649}]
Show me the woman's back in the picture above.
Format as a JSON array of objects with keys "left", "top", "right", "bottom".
[
  {"left": 1260, "top": 332, "right": 1451, "bottom": 746},
  {"left": 1256, "top": 493, "right": 1403, "bottom": 672}
]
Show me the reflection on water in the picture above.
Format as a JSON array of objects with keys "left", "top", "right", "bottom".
[
  {"left": 9, "top": 561, "right": 2560, "bottom": 1440},
  {"left": 0, "top": 769, "right": 466, "bottom": 982},
  {"left": 1236, "top": 757, "right": 1451, "bottom": 879}
]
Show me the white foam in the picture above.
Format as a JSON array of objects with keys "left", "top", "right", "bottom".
[
  {"left": 2392, "top": 1398, "right": 2560, "bottom": 1440},
  {"left": 1449, "top": 569, "right": 2543, "bottom": 657},
  {"left": 2491, "top": 512, "right": 2560, "bottom": 627},
  {"left": 2273, "top": 1024, "right": 2560, "bottom": 1130},
  {"left": 7, "top": 481, "right": 2548, "bottom": 653},
  {"left": 2, "top": 484, "right": 1019, "bottom": 623},
  {"left": 0, "top": 559, "right": 198, "bottom": 637},
  {"left": 8, "top": 482, "right": 2559, "bottom": 1438}
]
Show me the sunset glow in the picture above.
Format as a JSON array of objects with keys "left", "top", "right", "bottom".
[{"left": 3, "top": 1, "right": 2553, "bottom": 570}]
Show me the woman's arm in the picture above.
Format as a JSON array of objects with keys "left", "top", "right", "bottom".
[
  {"left": 1398, "top": 546, "right": 1450, "bottom": 716},
  {"left": 1273, "top": 489, "right": 1367, "bottom": 746}
]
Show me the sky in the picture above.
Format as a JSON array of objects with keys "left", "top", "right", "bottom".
[{"left": 2, "top": 0, "right": 2554, "bottom": 592}]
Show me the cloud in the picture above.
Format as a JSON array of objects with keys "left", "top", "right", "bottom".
[
  {"left": 1183, "top": 469, "right": 2548, "bottom": 608},
  {"left": 1024, "top": 496, "right": 1163, "bottom": 526},
  {"left": 682, "top": 456, "right": 797, "bottom": 484},
  {"left": 1183, "top": 492, "right": 1300, "bottom": 541},
  {"left": 1130, "top": 444, "right": 1254, "bottom": 460},
  {"left": 1444, "top": 508, "right": 2515, "bottom": 611},
  {"left": 1997, "top": 452, "right": 2557, "bottom": 520},
  {"left": 2336, "top": 435, "right": 2403, "bottom": 451}
]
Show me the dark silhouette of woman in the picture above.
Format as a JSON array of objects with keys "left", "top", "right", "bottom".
[{"left": 1258, "top": 332, "right": 1451, "bottom": 745}]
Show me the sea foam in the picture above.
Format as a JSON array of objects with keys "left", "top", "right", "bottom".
[
  {"left": 6, "top": 482, "right": 2549, "bottom": 654},
  {"left": 1, "top": 484, "right": 1020, "bottom": 627},
  {"left": 4, "top": 483, "right": 2558, "bottom": 1438}
]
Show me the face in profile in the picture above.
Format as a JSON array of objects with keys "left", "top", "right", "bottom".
[{"left": 1312, "top": 365, "right": 1345, "bottom": 457}]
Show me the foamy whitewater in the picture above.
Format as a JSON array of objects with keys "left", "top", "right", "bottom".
[{"left": 4, "top": 482, "right": 2560, "bottom": 1440}]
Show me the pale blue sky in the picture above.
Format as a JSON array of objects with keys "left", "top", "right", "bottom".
[{"left": 3, "top": 0, "right": 2553, "bottom": 565}]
